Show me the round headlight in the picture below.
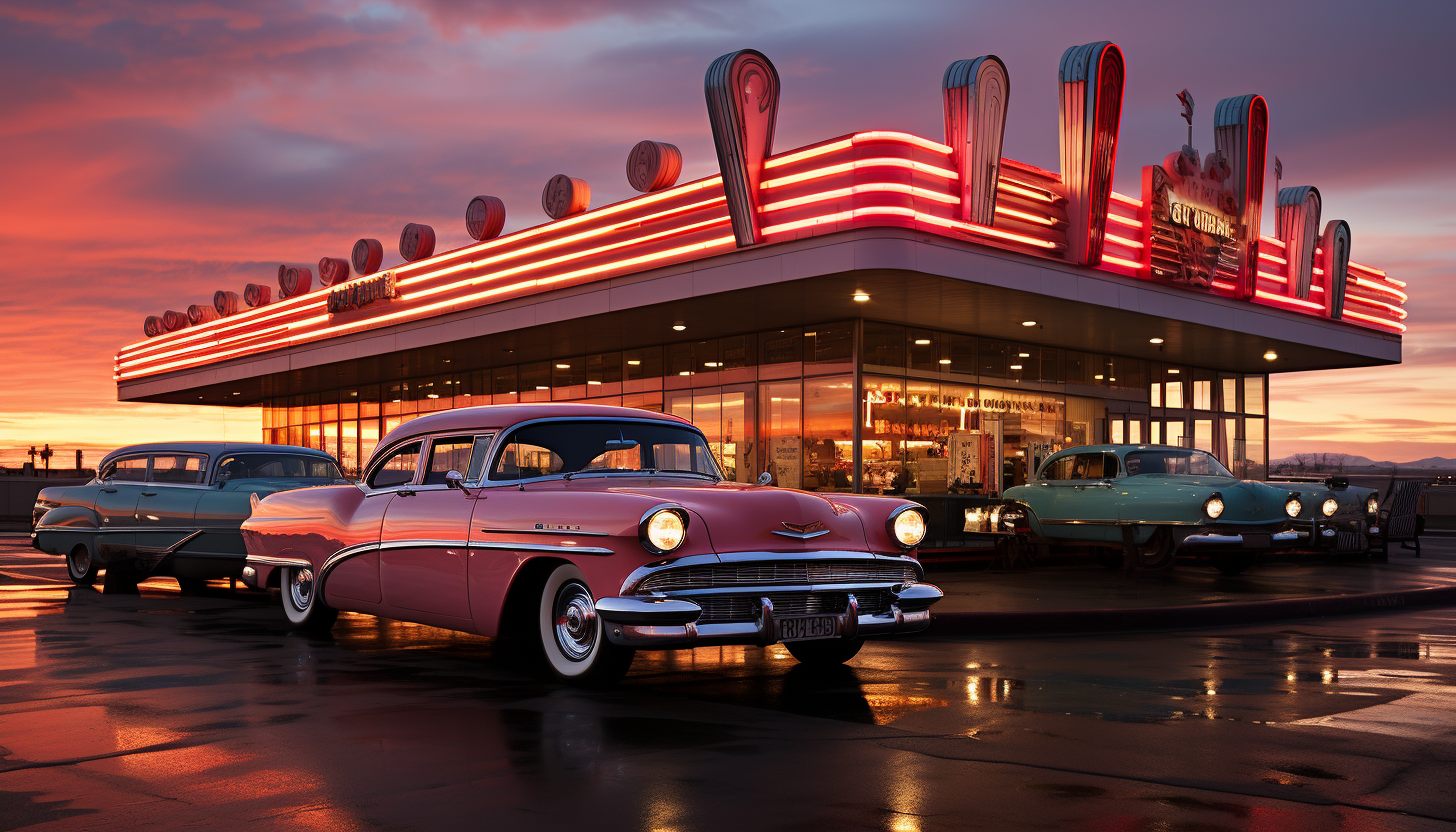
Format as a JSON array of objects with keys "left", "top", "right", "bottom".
[
  {"left": 1321, "top": 498, "right": 1339, "bottom": 517},
  {"left": 1204, "top": 496, "right": 1225, "bottom": 519},
  {"left": 891, "top": 508, "right": 927, "bottom": 548},
  {"left": 642, "top": 508, "right": 686, "bottom": 554},
  {"left": 1366, "top": 495, "right": 1379, "bottom": 516},
  {"left": 1285, "top": 498, "right": 1302, "bottom": 518}
]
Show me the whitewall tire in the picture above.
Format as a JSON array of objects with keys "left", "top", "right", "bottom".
[
  {"left": 281, "top": 566, "right": 338, "bottom": 632},
  {"left": 538, "top": 563, "right": 634, "bottom": 686}
]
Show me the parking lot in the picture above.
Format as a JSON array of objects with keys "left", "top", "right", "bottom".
[{"left": 3, "top": 535, "right": 1456, "bottom": 830}]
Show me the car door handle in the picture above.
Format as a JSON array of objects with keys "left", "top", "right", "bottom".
[{"left": 100, "top": 488, "right": 117, "bottom": 493}]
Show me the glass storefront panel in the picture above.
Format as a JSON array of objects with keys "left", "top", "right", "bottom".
[
  {"left": 341, "top": 420, "right": 358, "bottom": 476},
  {"left": 804, "top": 375, "right": 853, "bottom": 492},
  {"left": 860, "top": 375, "right": 906, "bottom": 494},
  {"left": 323, "top": 421, "right": 338, "bottom": 463},
  {"left": 1245, "top": 417, "right": 1266, "bottom": 478},
  {"left": 864, "top": 322, "right": 905, "bottom": 370},
  {"left": 1245, "top": 375, "right": 1266, "bottom": 415},
  {"left": 760, "top": 381, "right": 802, "bottom": 488}
]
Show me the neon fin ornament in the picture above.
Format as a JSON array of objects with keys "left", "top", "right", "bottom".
[
  {"left": 1276, "top": 185, "right": 1321, "bottom": 300},
  {"left": 942, "top": 56, "right": 1010, "bottom": 226},
  {"left": 705, "top": 49, "right": 780, "bottom": 247},
  {"left": 1058, "top": 41, "right": 1124, "bottom": 266},
  {"left": 1319, "top": 219, "right": 1351, "bottom": 319},
  {"left": 1213, "top": 94, "right": 1268, "bottom": 301}
]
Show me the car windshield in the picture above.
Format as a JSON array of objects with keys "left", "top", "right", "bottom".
[
  {"left": 489, "top": 420, "right": 722, "bottom": 481},
  {"left": 1124, "top": 449, "right": 1233, "bottom": 478},
  {"left": 216, "top": 453, "right": 345, "bottom": 482}
]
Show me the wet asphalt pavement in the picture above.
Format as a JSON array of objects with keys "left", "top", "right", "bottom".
[{"left": 3, "top": 536, "right": 1456, "bottom": 830}]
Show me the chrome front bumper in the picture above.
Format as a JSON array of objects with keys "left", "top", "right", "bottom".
[
  {"left": 596, "top": 583, "right": 943, "bottom": 648},
  {"left": 1178, "top": 529, "right": 1307, "bottom": 550}
]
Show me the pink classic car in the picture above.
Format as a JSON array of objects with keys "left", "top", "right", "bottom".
[{"left": 240, "top": 404, "right": 942, "bottom": 685}]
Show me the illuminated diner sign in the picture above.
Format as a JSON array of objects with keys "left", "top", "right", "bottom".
[
  {"left": 1168, "top": 199, "right": 1233, "bottom": 239},
  {"left": 1145, "top": 149, "right": 1244, "bottom": 290},
  {"left": 327, "top": 272, "right": 397, "bottom": 315}
]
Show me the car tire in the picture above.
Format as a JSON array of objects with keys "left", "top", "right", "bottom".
[
  {"left": 66, "top": 544, "right": 100, "bottom": 586},
  {"left": 281, "top": 566, "right": 338, "bottom": 632},
  {"left": 785, "top": 637, "right": 865, "bottom": 667},
  {"left": 1213, "top": 553, "right": 1255, "bottom": 575},
  {"left": 538, "top": 563, "right": 634, "bottom": 687},
  {"left": 1136, "top": 528, "right": 1176, "bottom": 570}
]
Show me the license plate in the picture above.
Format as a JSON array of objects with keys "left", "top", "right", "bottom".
[
  {"left": 1242, "top": 534, "right": 1270, "bottom": 549},
  {"left": 777, "top": 614, "right": 838, "bottom": 642}
]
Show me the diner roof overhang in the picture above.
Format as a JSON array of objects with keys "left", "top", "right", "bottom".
[{"left": 118, "top": 226, "right": 1400, "bottom": 407}]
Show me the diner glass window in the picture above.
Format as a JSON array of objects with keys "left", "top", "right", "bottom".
[
  {"left": 1150, "top": 421, "right": 1161, "bottom": 445},
  {"left": 552, "top": 359, "right": 586, "bottom": 389},
  {"left": 1128, "top": 419, "right": 1142, "bottom": 444},
  {"left": 151, "top": 454, "right": 206, "bottom": 485},
  {"left": 493, "top": 366, "right": 519, "bottom": 396},
  {"left": 624, "top": 347, "right": 662, "bottom": 382},
  {"left": 1164, "top": 420, "right": 1185, "bottom": 448},
  {"left": 1194, "top": 419, "right": 1213, "bottom": 452},
  {"left": 1245, "top": 417, "right": 1266, "bottom": 478},
  {"left": 760, "top": 380, "right": 802, "bottom": 488},
  {"left": 1221, "top": 377, "right": 1239, "bottom": 412},
  {"left": 323, "top": 421, "right": 339, "bottom": 462},
  {"left": 520, "top": 362, "right": 551, "bottom": 401},
  {"left": 863, "top": 322, "right": 905, "bottom": 370},
  {"left": 367, "top": 441, "right": 422, "bottom": 489},
  {"left": 860, "top": 376, "right": 906, "bottom": 494},
  {"left": 360, "top": 420, "right": 380, "bottom": 469},
  {"left": 907, "top": 329, "right": 941, "bottom": 373},
  {"left": 979, "top": 338, "right": 1009, "bottom": 377},
  {"left": 805, "top": 322, "right": 853, "bottom": 367},
  {"left": 1111, "top": 419, "right": 1125, "bottom": 444},
  {"left": 759, "top": 329, "right": 802, "bottom": 365},
  {"left": 342, "top": 420, "right": 359, "bottom": 476},
  {"left": 1165, "top": 377, "right": 1184, "bottom": 409},
  {"left": 1245, "top": 375, "right": 1266, "bottom": 416},
  {"left": 1150, "top": 382, "right": 1162, "bottom": 408},
  {"left": 804, "top": 375, "right": 853, "bottom": 492},
  {"left": 1193, "top": 379, "right": 1213, "bottom": 410},
  {"left": 720, "top": 335, "right": 754, "bottom": 370}
]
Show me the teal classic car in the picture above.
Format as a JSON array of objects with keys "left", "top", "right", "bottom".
[
  {"left": 1003, "top": 445, "right": 1306, "bottom": 574},
  {"left": 1279, "top": 477, "right": 1381, "bottom": 555},
  {"left": 32, "top": 443, "right": 346, "bottom": 590}
]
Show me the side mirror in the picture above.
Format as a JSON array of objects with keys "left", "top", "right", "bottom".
[{"left": 445, "top": 470, "right": 466, "bottom": 490}]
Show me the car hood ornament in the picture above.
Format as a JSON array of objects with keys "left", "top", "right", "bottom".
[{"left": 773, "top": 520, "right": 830, "bottom": 539}]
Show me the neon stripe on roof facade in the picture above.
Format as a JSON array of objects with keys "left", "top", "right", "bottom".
[{"left": 115, "top": 45, "right": 1405, "bottom": 383}]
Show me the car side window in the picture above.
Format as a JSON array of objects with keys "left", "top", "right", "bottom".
[
  {"left": 104, "top": 456, "right": 149, "bottom": 482},
  {"left": 151, "top": 454, "right": 207, "bottom": 485},
  {"left": 1067, "top": 453, "right": 1107, "bottom": 480},
  {"left": 424, "top": 436, "right": 478, "bottom": 485},
  {"left": 494, "top": 442, "right": 564, "bottom": 480},
  {"left": 1102, "top": 454, "right": 1120, "bottom": 479},
  {"left": 367, "top": 442, "right": 423, "bottom": 489},
  {"left": 1041, "top": 456, "right": 1074, "bottom": 481}
]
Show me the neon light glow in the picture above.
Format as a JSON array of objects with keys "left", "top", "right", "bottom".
[
  {"left": 759, "top": 182, "right": 958, "bottom": 214},
  {"left": 997, "top": 179, "right": 1058, "bottom": 203},
  {"left": 1104, "top": 233, "right": 1145, "bottom": 250},
  {"left": 1255, "top": 289, "right": 1325, "bottom": 312},
  {"left": 760, "top": 158, "right": 957, "bottom": 191},
  {"left": 993, "top": 205, "right": 1058, "bottom": 226},
  {"left": 1101, "top": 254, "right": 1143, "bottom": 271},
  {"left": 759, "top": 206, "right": 1060, "bottom": 250},
  {"left": 1110, "top": 192, "right": 1144, "bottom": 208},
  {"left": 1106, "top": 213, "right": 1143, "bottom": 229}
]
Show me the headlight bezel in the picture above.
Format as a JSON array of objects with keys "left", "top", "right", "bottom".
[
  {"left": 639, "top": 505, "right": 690, "bottom": 555},
  {"left": 1366, "top": 494, "right": 1380, "bottom": 517},
  {"left": 888, "top": 504, "right": 928, "bottom": 549},
  {"left": 1321, "top": 498, "right": 1339, "bottom": 517},
  {"left": 1284, "top": 497, "right": 1303, "bottom": 518},
  {"left": 1203, "top": 493, "right": 1225, "bottom": 520}
]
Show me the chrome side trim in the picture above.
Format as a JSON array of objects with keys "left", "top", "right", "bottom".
[
  {"left": 469, "top": 541, "right": 614, "bottom": 556},
  {"left": 772, "top": 528, "right": 831, "bottom": 540},
  {"left": 620, "top": 550, "right": 924, "bottom": 595},
  {"left": 135, "top": 529, "right": 204, "bottom": 556},
  {"left": 479, "top": 527, "right": 612, "bottom": 537},
  {"left": 246, "top": 555, "right": 312, "bottom": 569}
]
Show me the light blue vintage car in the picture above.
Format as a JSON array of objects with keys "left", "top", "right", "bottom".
[
  {"left": 1279, "top": 476, "right": 1381, "bottom": 555},
  {"left": 1003, "top": 445, "right": 1307, "bottom": 574}
]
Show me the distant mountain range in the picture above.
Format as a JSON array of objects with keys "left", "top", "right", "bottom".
[{"left": 1271, "top": 453, "right": 1456, "bottom": 471}]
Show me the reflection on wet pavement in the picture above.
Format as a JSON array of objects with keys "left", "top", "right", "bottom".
[{"left": 4, "top": 539, "right": 1456, "bottom": 828}]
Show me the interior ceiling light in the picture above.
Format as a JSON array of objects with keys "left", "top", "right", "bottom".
[
  {"left": 1168, "top": 368, "right": 1180, "bottom": 374},
  {"left": 627, "top": 360, "right": 641, "bottom": 366},
  {"left": 672, "top": 324, "right": 686, "bottom": 331},
  {"left": 939, "top": 358, "right": 952, "bottom": 365},
  {"left": 1021, "top": 320, "right": 1036, "bottom": 327},
  {"left": 915, "top": 339, "right": 931, "bottom": 345},
  {"left": 555, "top": 364, "right": 570, "bottom": 369},
  {"left": 853, "top": 292, "right": 871, "bottom": 302},
  {"left": 1010, "top": 364, "right": 1022, "bottom": 370},
  {"left": 1149, "top": 337, "right": 1164, "bottom": 344},
  {"left": 1264, "top": 350, "right": 1279, "bottom": 361},
  {"left": 1018, "top": 352, "right": 1030, "bottom": 358}
]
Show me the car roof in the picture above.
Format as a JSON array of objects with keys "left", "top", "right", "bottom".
[
  {"left": 100, "top": 443, "right": 334, "bottom": 466},
  {"left": 1047, "top": 444, "right": 1213, "bottom": 458},
  {"left": 377, "top": 403, "right": 693, "bottom": 449}
]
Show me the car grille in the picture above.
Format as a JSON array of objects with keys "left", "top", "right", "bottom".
[
  {"left": 695, "top": 590, "right": 897, "bottom": 624},
  {"left": 635, "top": 561, "right": 917, "bottom": 593}
]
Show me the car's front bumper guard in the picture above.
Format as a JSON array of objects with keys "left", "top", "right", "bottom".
[
  {"left": 1178, "top": 529, "right": 1306, "bottom": 550},
  {"left": 596, "top": 583, "right": 944, "bottom": 648}
]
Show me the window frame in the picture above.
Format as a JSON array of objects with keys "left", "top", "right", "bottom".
[
  {"left": 482, "top": 416, "right": 721, "bottom": 487},
  {"left": 147, "top": 452, "right": 211, "bottom": 488},
  {"left": 98, "top": 453, "right": 151, "bottom": 484},
  {"left": 363, "top": 439, "right": 428, "bottom": 491},
  {"left": 420, "top": 433, "right": 495, "bottom": 489}
]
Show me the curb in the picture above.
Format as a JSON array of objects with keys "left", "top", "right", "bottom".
[{"left": 930, "top": 585, "right": 1456, "bottom": 637}]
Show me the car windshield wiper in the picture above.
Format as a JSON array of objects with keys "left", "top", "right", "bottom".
[{"left": 655, "top": 469, "right": 720, "bottom": 481}]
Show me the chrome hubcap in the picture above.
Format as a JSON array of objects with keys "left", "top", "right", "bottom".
[
  {"left": 69, "top": 548, "right": 89, "bottom": 576},
  {"left": 553, "top": 583, "right": 597, "bottom": 661},
  {"left": 290, "top": 568, "right": 315, "bottom": 610}
]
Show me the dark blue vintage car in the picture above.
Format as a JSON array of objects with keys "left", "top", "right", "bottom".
[{"left": 32, "top": 443, "right": 345, "bottom": 590}]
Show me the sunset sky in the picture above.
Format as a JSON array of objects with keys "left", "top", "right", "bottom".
[{"left": 1, "top": 0, "right": 1451, "bottom": 464}]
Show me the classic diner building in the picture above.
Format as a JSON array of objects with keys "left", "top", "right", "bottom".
[{"left": 114, "top": 44, "right": 1406, "bottom": 527}]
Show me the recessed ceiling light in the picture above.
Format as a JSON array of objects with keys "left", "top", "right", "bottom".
[
  {"left": 939, "top": 358, "right": 952, "bottom": 365},
  {"left": 1094, "top": 374, "right": 1104, "bottom": 380},
  {"left": 705, "top": 362, "right": 720, "bottom": 367},
  {"left": 426, "top": 394, "right": 439, "bottom": 399},
  {"left": 679, "top": 371, "right": 692, "bottom": 376},
  {"left": 1010, "top": 364, "right": 1022, "bottom": 370},
  {"left": 915, "top": 339, "right": 931, "bottom": 345},
  {"left": 1149, "top": 337, "right": 1164, "bottom": 344},
  {"left": 555, "top": 364, "right": 570, "bottom": 369},
  {"left": 1021, "top": 320, "right": 1036, "bottom": 327},
  {"left": 1018, "top": 352, "right": 1030, "bottom": 358},
  {"left": 587, "top": 380, "right": 601, "bottom": 385},
  {"left": 1168, "top": 368, "right": 1180, "bottom": 374},
  {"left": 853, "top": 292, "right": 870, "bottom": 302},
  {"left": 1264, "top": 350, "right": 1278, "bottom": 361},
  {"left": 627, "top": 360, "right": 641, "bottom": 366},
  {"left": 350, "top": 392, "right": 357, "bottom": 396},
  {"left": 673, "top": 324, "right": 686, "bottom": 331},
  {"left": 536, "top": 386, "right": 549, "bottom": 390},
  {"left": 232, "top": 392, "right": 240, "bottom": 395}
]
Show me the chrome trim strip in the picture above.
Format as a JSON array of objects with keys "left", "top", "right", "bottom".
[
  {"left": 646, "top": 581, "right": 915, "bottom": 598},
  {"left": 620, "top": 550, "right": 924, "bottom": 595},
  {"left": 246, "top": 555, "right": 312, "bottom": 569},
  {"left": 469, "top": 541, "right": 614, "bottom": 556},
  {"left": 135, "top": 529, "right": 204, "bottom": 556},
  {"left": 479, "top": 527, "right": 612, "bottom": 537}
]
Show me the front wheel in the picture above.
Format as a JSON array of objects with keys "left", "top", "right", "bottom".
[
  {"left": 66, "top": 544, "right": 100, "bottom": 586},
  {"left": 785, "top": 637, "right": 865, "bottom": 667},
  {"left": 281, "top": 566, "right": 338, "bottom": 632},
  {"left": 538, "top": 564, "right": 634, "bottom": 686}
]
